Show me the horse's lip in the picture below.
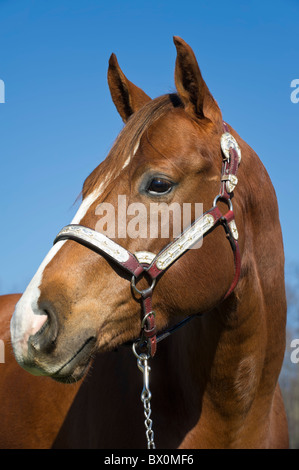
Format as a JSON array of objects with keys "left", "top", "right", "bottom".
[{"left": 51, "top": 336, "right": 96, "bottom": 382}]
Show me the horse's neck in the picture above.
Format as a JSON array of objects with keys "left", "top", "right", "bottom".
[
  {"left": 157, "top": 216, "right": 286, "bottom": 447},
  {"left": 156, "top": 272, "right": 281, "bottom": 447}
]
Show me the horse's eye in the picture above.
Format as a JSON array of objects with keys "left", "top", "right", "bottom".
[{"left": 147, "top": 178, "right": 173, "bottom": 195}]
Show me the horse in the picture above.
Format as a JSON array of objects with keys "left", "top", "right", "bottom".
[{"left": 1, "top": 37, "right": 288, "bottom": 449}]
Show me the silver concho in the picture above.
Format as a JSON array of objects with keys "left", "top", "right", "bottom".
[
  {"left": 221, "top": 132, "right": 241, "bottom": 164},
  {"left": 134, "top": 251, "right": 156, "bottom": 265},
  {"left": 222, "top": 174, "right": 239, "bottom": 193},
  {"left": 229, "top": 220, "right": 239, "bottom": 240}
]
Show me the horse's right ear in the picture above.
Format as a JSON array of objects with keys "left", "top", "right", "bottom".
[
  {"left": 108, "top": 53, "right": 151, "bottom": 123},
  {"left": 173, "top": 37, "right": 222, "bottom": 126}
]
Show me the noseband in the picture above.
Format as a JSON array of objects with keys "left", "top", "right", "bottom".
[{"left": 54, "top": 122, "right": 241, "bottom": 358}]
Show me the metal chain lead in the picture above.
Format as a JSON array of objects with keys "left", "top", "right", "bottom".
[{"left": 133, "top": 344, "right": 156, "bottom": 449}]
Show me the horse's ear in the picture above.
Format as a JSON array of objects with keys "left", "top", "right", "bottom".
[
  {"left": 108, "top": 53, "right": 151, "bottom": 123},
  {"left": 173, "top": 36, "right": 222, "bottom": 125}
]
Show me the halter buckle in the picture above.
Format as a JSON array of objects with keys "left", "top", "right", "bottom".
[{"left": 141, "top": 310, "right": 156, "bottom": 329}]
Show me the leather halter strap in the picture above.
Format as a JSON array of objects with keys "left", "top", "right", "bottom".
[{"left": 54, "top": 123, "right": 241, "bottom": 357}]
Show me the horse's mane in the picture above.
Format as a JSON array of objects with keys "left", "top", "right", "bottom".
[{"left": 82, "top": 93, "right": 184, "bottom": 201}]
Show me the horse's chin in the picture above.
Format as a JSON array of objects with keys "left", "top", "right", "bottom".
[
  {"left": 51, "top": 362, "right": 91, "bottom": 384},
  {"left": 50, "top": 336, "right": 135, "bottom": 383},
  {"left": 15, "top": 335, "right": 96, "bottom": 384},
  {"left": 50, "top": 336, "right": 97, "bottom": 383}
]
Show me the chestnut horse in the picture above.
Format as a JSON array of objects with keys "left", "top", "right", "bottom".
[{"left": 1, "top": 37, "right": 288, "bottom": 448}]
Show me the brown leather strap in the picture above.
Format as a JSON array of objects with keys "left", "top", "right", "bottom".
[
  {"left": 223, "top": 121, "right": 230, "bottom": 133},
  {"left": 219, "top": 147, "right": 239, "bottom": 200},
  {"left": 140, "top": 292, "right": 157, "bottom": 357},
  {"left": 219, "top": 211, "right": 241, "bottom": 300}
]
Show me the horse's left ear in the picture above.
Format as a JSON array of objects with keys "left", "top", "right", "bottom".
[
  {"left": 173, "top": 36, "right": 222, "bottom": 126},
  {"left": 108, "top": 53, "right": 151, "bottom": 123}
]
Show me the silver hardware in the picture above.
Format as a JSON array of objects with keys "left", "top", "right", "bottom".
[
  {"left": 221, "top": 132, "right": 242, "bottom": 163},
  {"left": 134, "top": 251, "right": 156, "bottom": 265},
  {"left": 221, "top": 174, "right": 238, "bottom": 193},
  {"left": 141, "top": 310, "right": 156, "bottom": 329},
  {"left": 229, "top": 220, "right": 239, "bottom": 240},
  {"left": 132, "top": 344, "right": 156, "bottom": 449},
  {"left": 213, "top": 194, "right": 233, "bottom": 212},
  {"left": 131, "top": 275, "right": 156, "bottom": 296}
]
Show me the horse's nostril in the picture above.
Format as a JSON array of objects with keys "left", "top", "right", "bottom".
[
  {"left": 36, "top": 314, "right": 49, "bottom": 335},
  {"left": 29, "top": 309, "right": 59, "bottom": 353}
]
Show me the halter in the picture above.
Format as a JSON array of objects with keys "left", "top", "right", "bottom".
[{"left": 53, "top": 122, "right": 241, "bottom": 448}]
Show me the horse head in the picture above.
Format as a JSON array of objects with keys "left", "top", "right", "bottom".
[{"left": 11, "top": 38, "right": 252, "bottom": 383}]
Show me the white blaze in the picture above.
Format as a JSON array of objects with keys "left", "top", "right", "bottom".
[{"left": 10, "top": 183, "right": 105, "bottom": 361}]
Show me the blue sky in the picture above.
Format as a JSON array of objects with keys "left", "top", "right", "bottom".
[{"left": 1, "top": 0, "right": 299, "bottom": 295}]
